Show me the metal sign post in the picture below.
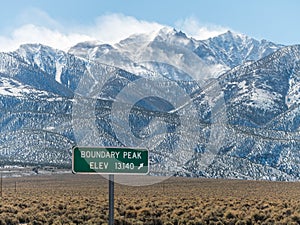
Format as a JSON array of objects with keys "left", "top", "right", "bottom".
[
  {"left": 72, "top": 146, "right": 149, "bottom": 224},
  {"left": 109, "top": 174, "right": 114, "bottom": 225}
]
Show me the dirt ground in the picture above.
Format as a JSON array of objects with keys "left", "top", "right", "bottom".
[{"left": 1, "top": 173, "right": 300, "bottom": 224}]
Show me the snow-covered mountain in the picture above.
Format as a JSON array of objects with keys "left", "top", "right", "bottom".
[
  {"left": 69, "top": 28, "right": 283, "bottom": 79},
  {"left": 1, "top": 27, "right": 300, "bottom": 181},
  {"left": 194, "top": 31, "right": 283, "bottom": 67}
]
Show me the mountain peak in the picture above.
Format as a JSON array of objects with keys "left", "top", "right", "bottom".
[
  {"left": 70, "top": 40, "right": 103, "bottom": 50},
  {"left": 193, "top": 29, "right": 283, "bottom": 69},
  {"left": 216, "top": 30, "right": 249, "bottom": 42},
  {"left": 17, "top": 43, "right": 60, "bottom": 54},
  {"left": 115, "top": 26, "right": 193, "bottom": 52},
  {"left": 156, "top": 27, "right": 188, "bottom": 39},
  {"left": 158, "top": 26, "right": 176, "bottom": 34},
  {"left": 149, "top": 27, "right": 195, "bottom": 49},
  {"left": 15, "top": 43, "right": 65, "bottom": 64}
]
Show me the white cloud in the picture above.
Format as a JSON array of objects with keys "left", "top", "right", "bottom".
[
  {"left": 90, "top": 13, "right": 164, "bottom": 44},
  {"left": 0, "top": 24, "right": 93, "bottom": 52},
  {"left": 17, "top": 7, "right": 63, "bottom": 30},
  {"left": 175, "top": 16, "right": 229, "bottom": 40},
  {"left": 0, "top": 12, "right": 164, "bottom": 52}
]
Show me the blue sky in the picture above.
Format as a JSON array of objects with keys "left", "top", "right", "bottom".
[{"left": 0, "top": 0, "right": 299, "bottom": 51}]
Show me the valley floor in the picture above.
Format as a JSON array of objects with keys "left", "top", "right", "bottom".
[{"left": 1, "top": 174, "right": 300, "bottom": 224}]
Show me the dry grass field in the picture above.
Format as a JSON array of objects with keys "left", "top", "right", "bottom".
[{"left": 1, "top": 174, "right": 300, "bottom": 224}]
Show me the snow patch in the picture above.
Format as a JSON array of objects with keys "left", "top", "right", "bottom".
[
  {"left": 286, "top": 72, "right": 300, "bottom": 108},
  {"left": 248, "top": 88, "right": 280, "bottom": 110},
  {"left": 237, "top": 80, "right": 248, "bottom": 94},
  {"left": 0, "top": 76, "right": 58, "bottom": 99},
  {"left": 0, "top": 77, "right": 24, "bottom": 97},
  {"left": 55, "top": 61, "right": 63, "bottom": 83}
]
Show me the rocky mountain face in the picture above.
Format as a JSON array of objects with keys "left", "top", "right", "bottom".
[{"left": 1, "top": 27, "right": 299, "bottom": 181}]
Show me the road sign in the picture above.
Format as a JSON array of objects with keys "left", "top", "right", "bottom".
[{"left": 72, "top": 146, "right": 149, "bottom": 174}]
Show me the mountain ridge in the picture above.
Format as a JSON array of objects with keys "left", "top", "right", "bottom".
[{"left": 1, "top": 28, "right": 300, "bottom": 181}]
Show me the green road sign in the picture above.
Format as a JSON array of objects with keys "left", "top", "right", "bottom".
[{"left": 72, "top": 146, "right": 149, "bottom": 174}]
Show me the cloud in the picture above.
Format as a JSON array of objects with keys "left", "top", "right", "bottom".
[
  {"left": 0, "top": 24, "right": 93, "bottom": 52},
  {"left": 90, "top": 13, "right": 164, "bottom": 43},
  {"left": 0, "top": 12, "right": 164, "bottom": 52},
  {"left": 175, "top": 16, "right": 229, "bottom": 40},
  {"left": 17, "top": 7, "right": 63, "bottom": 30}
]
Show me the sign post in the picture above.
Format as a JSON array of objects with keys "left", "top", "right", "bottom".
[
  {"left": 72, "top": 146, "right": 149, "bottom": 224},
  {"left": 109, "top": 174, "right": 114, "bottom": 225}
]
